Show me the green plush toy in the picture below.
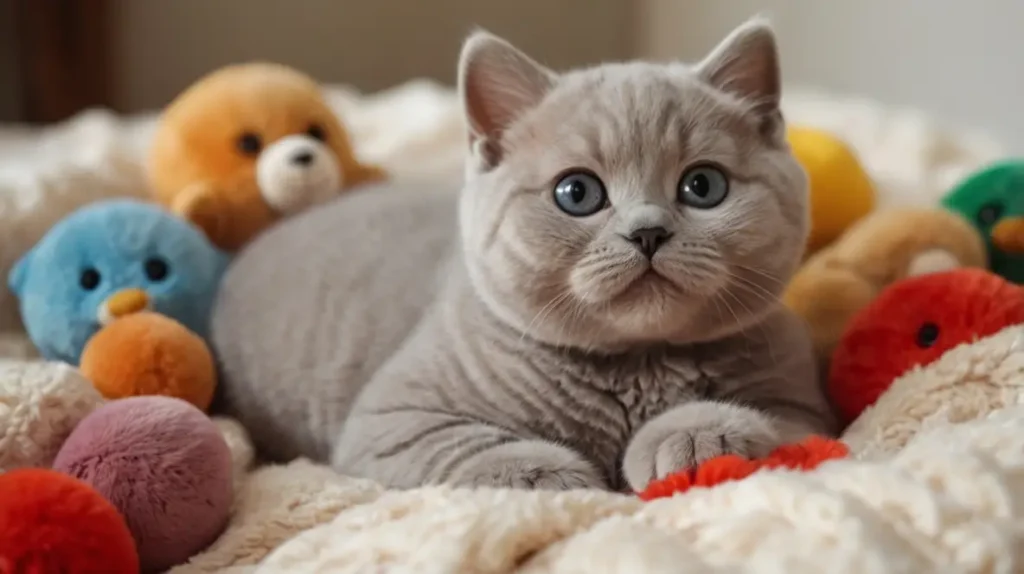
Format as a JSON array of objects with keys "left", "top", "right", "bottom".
[{"left": 942, "top": 160, "right": 1024, "bottom": 283}]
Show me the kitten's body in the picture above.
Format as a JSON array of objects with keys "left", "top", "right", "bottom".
[
  {"left": 212, "top": 184, "right": 458, "bottom": 461},
  {"left": 333, "top": 262, "right": 828, "bottom": 490},
  {"left": 213, "top": 20, "right": 838, "bottom": 490}
]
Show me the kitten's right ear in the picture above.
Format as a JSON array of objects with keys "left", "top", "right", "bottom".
[
  {"left": 696, "top": 18, "right": 782, "bottom": 115},
  {"left": 457, "top": 30, "right": 555, "bottom": 168}
]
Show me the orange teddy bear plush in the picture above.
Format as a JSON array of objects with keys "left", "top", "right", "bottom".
[{"left": 147, "top": 62, "right": 386, "bottom": 251}]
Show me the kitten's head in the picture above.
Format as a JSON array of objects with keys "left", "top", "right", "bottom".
[{"left": 457, "top": 19, "right": 808, "bottom": 350}]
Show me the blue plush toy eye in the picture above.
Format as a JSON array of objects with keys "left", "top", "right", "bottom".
[
  {"left": 79, "top": 268, "right": 101, "bottom": 291},
  {"left": 144, "top": 257, "right": 170, "bottom": 282}
]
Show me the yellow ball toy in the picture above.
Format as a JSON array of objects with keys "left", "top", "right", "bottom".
[{"left": 787, "top": 126, "right": 877, "bottom": 256}]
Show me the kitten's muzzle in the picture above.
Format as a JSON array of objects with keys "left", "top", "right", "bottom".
[{"left": 623, "top": 226, "right": 672, "bottom": 259}]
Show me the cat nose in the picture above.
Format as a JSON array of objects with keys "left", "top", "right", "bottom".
[
  {"left": 623, "top": 226, "right": 672, "bottom": 258},
  {"left": 291, "top": 151, "right": 315, "bottom": 166}
]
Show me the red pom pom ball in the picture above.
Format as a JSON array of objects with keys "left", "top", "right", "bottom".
[
  {"left": 828, "top": 268, "right": 1024, "bottom": 425},
  {"left": 0, "top": 468, "right": 139, "bottom": 574}
]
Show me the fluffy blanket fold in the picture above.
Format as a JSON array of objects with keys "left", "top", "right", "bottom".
[{"left": 156, "top": 325, "right": 1024, "bottom": 573}]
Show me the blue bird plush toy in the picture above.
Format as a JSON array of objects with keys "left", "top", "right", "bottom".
[{"left": 7, "top": 199, "right": 229, "bottom": 364}]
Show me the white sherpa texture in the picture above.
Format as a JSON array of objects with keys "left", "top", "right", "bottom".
[
  {"left": 4, "top": 327, "right": 1023, "bottom": 572},
  {"left": 0, "top": 360, "right": 104, "bottom": 471},
  {"left": 154, "top": 324, "right": 1024, "bottom": 573}
]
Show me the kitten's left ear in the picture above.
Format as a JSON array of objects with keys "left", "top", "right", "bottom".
[
  {"left": 458, "top": 30, "right": 555, "bottom": 168},
  {"left": 696, "top": 18, "right": 782, "bottom": 115}
]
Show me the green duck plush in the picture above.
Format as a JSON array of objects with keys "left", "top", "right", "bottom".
[{"left": 942, "top": 160, "right": 1024, "bottom": 283}]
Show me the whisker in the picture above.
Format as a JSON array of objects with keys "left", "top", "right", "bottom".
[
  {"left": 721, "top": 284, "right": 778, "bottom": 367},
  {"left": 728, "top": 279, "right": 775, "bottom": 306},
  {"left": 733, "top": 263, "right": 785, "bottom": 287},
  {"left": 519, "top": 290, "right": 573, "bottom": 345},
  {"left": 725, "top": 269, "right": 779, "bottom": 304}
]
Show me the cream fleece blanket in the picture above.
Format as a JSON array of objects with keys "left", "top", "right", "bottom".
[
  {"left": 4, "top": 324, "right": 1022, "bottom": 573},
  {"left": 0, "top": 82, "right": 1018, "bottom": 572},
  {"left": 178, "top": 325, "right": 1024, "bottom": 573}
]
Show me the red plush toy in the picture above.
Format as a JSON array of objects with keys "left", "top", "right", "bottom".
[
  {"left": 828, "top": 268, "right": 1024, "bottom": 425},
  {"left": 638, "top": 435, "right": 849, "bottom": 501},
  {"left": 0, "top": 468, "right": 140, "bottom": 574}
]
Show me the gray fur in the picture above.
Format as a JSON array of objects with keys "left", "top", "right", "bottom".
[
  {"left": 212, "top": 183, "right": 458, "bottom": 462},
  {"left": 212, "top": 19, "right": 837, "bottom": 491}
]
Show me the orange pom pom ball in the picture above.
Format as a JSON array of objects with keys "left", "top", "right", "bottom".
[
  {"left": 828, "top": 268, "right": 1024, "bottom": 425},
  {"left": 0, "top": 468, "right": 139, "bottom": 574},
  {"left": 79, "top": 311, "right": 217, "bottom": 411},
  {"left": 638, "top": 436, "right": 849, "bottom": 500}
]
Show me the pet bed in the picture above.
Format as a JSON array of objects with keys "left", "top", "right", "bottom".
[{"left": 0, "top": 81, "right": 1018, "bottom": 573}]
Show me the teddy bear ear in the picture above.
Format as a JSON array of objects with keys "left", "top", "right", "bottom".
[{"left": 8, "top": 249, "right": 33, "bottom": 295}]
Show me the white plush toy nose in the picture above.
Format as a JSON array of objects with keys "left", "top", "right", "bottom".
[{"left": 256, "top": 134, "right": 342, "bottom": 215}]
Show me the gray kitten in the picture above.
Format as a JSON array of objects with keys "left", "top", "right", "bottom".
[{"left": 212, "top": 19, "right": 836, "bottom": 492}]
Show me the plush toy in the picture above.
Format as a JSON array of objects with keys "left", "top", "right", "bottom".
[
  {"left": 0, "top": 468, "right": 140, "bottom": 574},
  {"left": 79, "top": 311, "right": 217, "bottom": 410},
  {"left": 783, "top": 207, "right": 987, "bottom": 367},
  {"left": 52, "top": 396, "right": 233, "bottom": 573},
  {"left": 941, "top": 159, "right": 1024, "bottom": 283},
  {"left": 7, "top": 199, "right": 228, "bottom": 365},
  {"left": 638, "top": 435, "right": 849, "bottom": 500},
  {"left": 786, "top": 125, "right": 876, "bottom": 256},
  {"left": 828, "top": 268, "right": 1024, "bottom": 425},
  {"left": 147, "top": 62, "right": 387, "bottom": 252},
  {"left": 0, "top": 361, "right": 104, "bottom": 471}
]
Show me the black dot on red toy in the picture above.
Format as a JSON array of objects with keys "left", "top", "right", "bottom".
[{"left": 915, "top": 322, "right": 940, "bottom": 348}]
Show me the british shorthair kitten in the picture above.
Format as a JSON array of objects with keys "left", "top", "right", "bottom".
[{"left": 326, "top": 19, "right": 836, "bottom": 491}]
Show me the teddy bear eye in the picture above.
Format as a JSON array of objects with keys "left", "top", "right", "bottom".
[
  {"left": 307, "top": 124, "right": 327, "bottom": 142},
  {"left": 79, "top": 268, "right": 101, "bottom": 291},
  {"left": 236, "top": 132, "right": 262, "bottom": 156}
]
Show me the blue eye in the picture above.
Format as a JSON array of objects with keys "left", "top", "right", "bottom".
[
  {"left": 678, "top": 165, "right": 729, "bottom": 208},
  {"left": 553, "top": 171, "right": 607, "bottom": 217}
]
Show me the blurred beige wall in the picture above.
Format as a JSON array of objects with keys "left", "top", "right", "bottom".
[
  {"left": 110, "top": 0, "right": 634, "bottom": 112},
  {"left": 636, "top": 0, "right": 1024, "bottom": 153}
]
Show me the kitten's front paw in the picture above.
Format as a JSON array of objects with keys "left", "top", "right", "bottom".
[
  {"left": 449, "top": 440, "right": 607, "bottom": 491},
  {"left": 623, "top": 402, "right": 781, "bottom": 491}
]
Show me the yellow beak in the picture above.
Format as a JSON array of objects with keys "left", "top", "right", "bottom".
[
  {"left": 99, "top": 288, "right": 150, "bottom": 325},
  {"left": 991, "top": 216, "right": 1024, "bottom": 254}
]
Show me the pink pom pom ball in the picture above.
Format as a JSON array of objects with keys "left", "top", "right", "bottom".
[{"left": 53, "top": 396, "right": 233, "bottom": 573}]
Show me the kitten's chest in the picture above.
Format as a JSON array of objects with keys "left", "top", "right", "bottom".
[
  {"left": 595, "top": 351, "right": 714, "bottom": 428},
  {"left": 528, "top": 349, "right": 715, "bottom": 489}
]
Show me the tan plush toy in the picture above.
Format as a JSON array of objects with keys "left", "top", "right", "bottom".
[
  {"left": 147, "top": 62, "right": 386, "bottom": 251},
  {"left": 783, "top": 207, "right": 987, "bottom": 367}
]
